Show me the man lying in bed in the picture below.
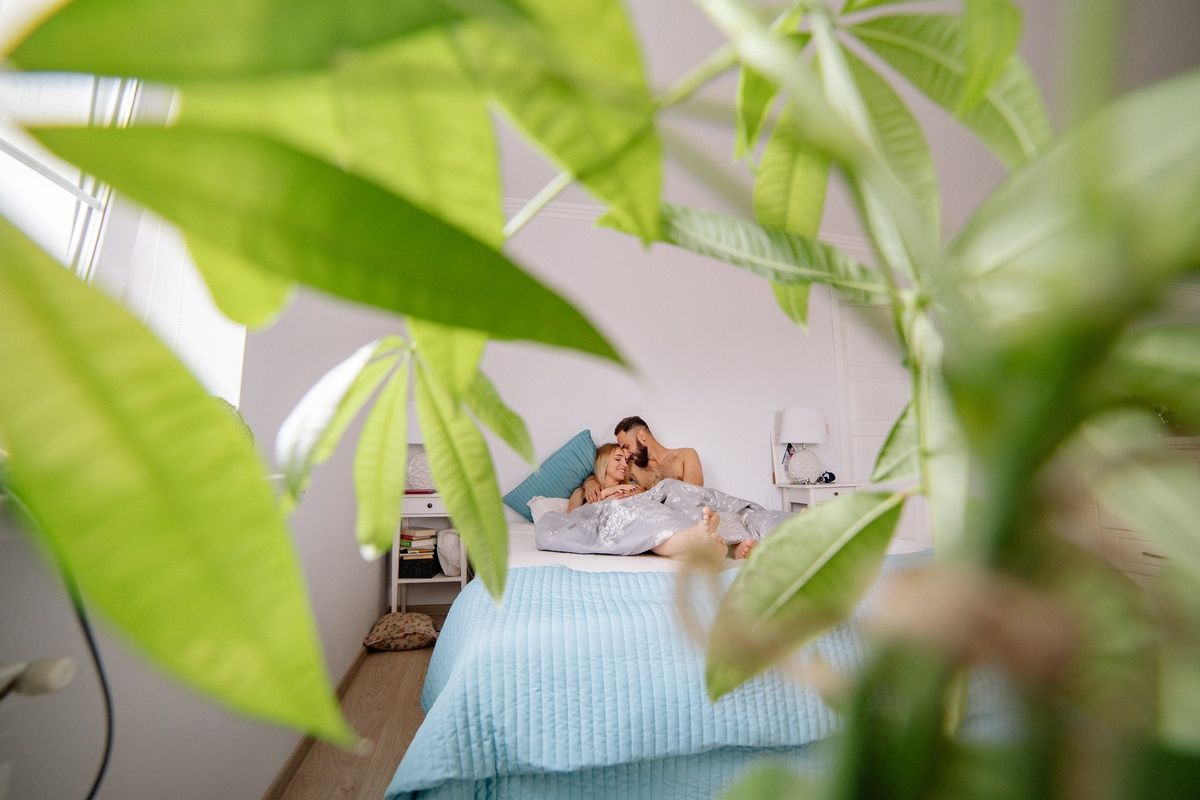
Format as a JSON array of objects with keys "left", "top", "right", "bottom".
[
  {"left": 538, "top": 442, "right": 783, "bottom": 561},
  {"left": 578, "top": 415, "right": 703, "bottom": 502}
]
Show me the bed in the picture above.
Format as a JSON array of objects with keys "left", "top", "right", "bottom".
[{"left": 384, "top": 523, "right": 957, "bottom": 799}]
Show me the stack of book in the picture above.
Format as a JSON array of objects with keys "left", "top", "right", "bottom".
[{"left": 397, "top": 529, "right": 439, "bottom": 578}]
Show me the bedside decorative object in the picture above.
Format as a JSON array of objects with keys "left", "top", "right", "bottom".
[
  {"left": 777, "top": 407, "right": 828, "bottom": 484},
  {"left": 406, "top": 449, "right": 434, "bottom": 492}
]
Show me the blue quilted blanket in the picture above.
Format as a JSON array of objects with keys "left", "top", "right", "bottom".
[{"left": 386, "top": 554, "right": 954, "bottom": 799}]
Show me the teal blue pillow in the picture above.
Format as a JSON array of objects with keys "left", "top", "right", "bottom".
[{"left": 503, "top": 430, "right": 596, "bottom": 521}]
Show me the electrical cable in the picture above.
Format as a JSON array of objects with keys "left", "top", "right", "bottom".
[
  {"left": 68, "top": 583, "right": 113, "bottom": 800},
  {"left": 1, "top": 488, "right": 113, "bottom": 800}
]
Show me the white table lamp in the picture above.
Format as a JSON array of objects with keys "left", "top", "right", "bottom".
[{"left": 777, "top": 407, "right": 828, "bottom": 484}]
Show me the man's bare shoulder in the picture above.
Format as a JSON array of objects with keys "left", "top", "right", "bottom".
[{"left": 666, "top": 447, "right": 701, "bottom": 464}]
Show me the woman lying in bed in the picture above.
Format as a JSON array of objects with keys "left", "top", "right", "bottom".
[{"left": 537, "top": 444, "right": 787, "bottom": 560}]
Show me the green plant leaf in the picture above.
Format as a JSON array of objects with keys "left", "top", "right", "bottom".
[
  {"left": 650, "top": 204, "right": 887, "bottom": 303},
  {"left": 769, "top": 282, "right": 812, "bottom": 328},
  {"left": 832, "top": 647, "right": 957, "bottom": 800},
  {"left": 0, "top": 218, "right": 351, "bottom": 744},
  {"left": 177, "top": 29, "right": 503, "bottom": 248},
  {"left": 1108, "top": 324, "right": 1200, "bottom": 429},
  {"left": 851, "top": 14, "right": 1051, "bottom": 167},
  {"left": 457, "top": 0, "right": 662, "bottom": 241},
  {"left": 276, "top": 339, "right": 401, "bottom": 503},
  {"left": 754, "top": 98, "right": 829, "bottom": 327},
  {"left": 844, "top": 47, "right": 940, "bottom": 237},
  {"left": 415, "top": 362, "right": 508, "bottom": 600},
  {"left": 733, "top": 21, "right": 808, "bottom": 160},
  {"left": 754, "top": 103, "right": 830, "bottom": 237},
  {"left": 6, "top": 0, "right": 523, "bottom": 81},
  {"left": 184, "top": 236, "right": 294, "bottom": 328},
  {"left": 706, "top": 491, "right": 905, "bottom": 698},
  {"left": 812, "top": 11, "right": 878, "bottom": 152},
  {"left": 32, "top": 127, "right": 620, "bottom": 362},
  {"left": 841, "top": 0, "right": 914, "bottom": 13},
  {"left": 813, "top": 15, "right": 930, "bottom": 280},
  {"left": 918, "top": 363, "right": 970, "bottom": 550},
  {"left": 952, "top": 69, "right": 1200, "bottom": 319},
  {"left": 721, "top": 762, "right": 815, "bottom": 799},
  {"left": 465, "top": 371, "right": 536, "bottom": 465},
  {"left": 409, "top": 319, "right": 487, "bottom": 405},
  {"left": 1119, "top": 742, "right": 1200, "bottom": 800},
  {"left": 736, "top": 65, "right": 780, "bottom": 160},
  {"left": 872, "top": 401, "right": 920, "bottom": 482},
  {"left": 354, "top": 363, "right": 410, "bottom": 561},
  {"left": 1068, "top": 411, "right": 1200, "bottom": 587},
  {"left": 958, "top": 0, "right": 1022, "bottom": 115}
]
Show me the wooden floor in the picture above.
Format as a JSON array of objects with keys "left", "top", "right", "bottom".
[{"left": 269, "top": 607, "right": 448, "bottom": 800}]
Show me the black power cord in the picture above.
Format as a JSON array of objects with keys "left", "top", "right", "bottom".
[
  {"left": 66, "top": 578, "right": 114, "bottom": 800},
  {"left": 2, "top": 488, "right": 113, "bottom": 800}
]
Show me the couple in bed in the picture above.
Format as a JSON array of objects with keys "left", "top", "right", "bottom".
[{"left": 535, "top": 416, "right": 792, "bottom": 561}]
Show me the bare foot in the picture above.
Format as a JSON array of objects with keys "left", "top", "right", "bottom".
[
  {"left": 651, "top": 507, "right": 727, "bottom": 561},
  {"left": 734, "top": 539, "right": 756, "bottom": 560},
  {"left": 701, "top": 507, "right": 727, "bottom": 560}
]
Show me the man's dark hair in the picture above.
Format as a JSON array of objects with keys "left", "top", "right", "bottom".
[{"left": 614, "top": 416, "right": 650, "bottom": 436}]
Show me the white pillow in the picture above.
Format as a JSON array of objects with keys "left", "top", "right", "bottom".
[{"left": 526, "top": 495, "right": 569, "bottom": 523}]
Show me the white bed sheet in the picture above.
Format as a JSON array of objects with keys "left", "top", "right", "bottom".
[
  {"left": 507, "top": 522, "right": 692, "bottom": 572},
  {"left": 506, "top": 521, "right": 931, "bottom": 574}
]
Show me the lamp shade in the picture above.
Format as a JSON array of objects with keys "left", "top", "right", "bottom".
[{"left": 777, "top": 407, "right": 827, "bottom": 444}]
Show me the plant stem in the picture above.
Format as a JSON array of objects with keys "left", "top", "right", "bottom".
[
  {"left": 503, "top": 45, "right": 738, "bottom": 239},
  {"left": 654, "top": 44, "right": 737, "bottom": 111},
  {"left": 502, "top": 171, "right": 573, "bottom": 238}
]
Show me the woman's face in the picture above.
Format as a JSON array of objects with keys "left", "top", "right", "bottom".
[{"left": 605, "top": 449, "right": 628, "bottom": 483}]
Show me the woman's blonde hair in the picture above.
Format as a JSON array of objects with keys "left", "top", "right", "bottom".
[{"left": 593, "top": 443, "right": 621, "bottom": 484}]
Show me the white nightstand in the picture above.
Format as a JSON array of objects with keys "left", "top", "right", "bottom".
[
  {"left": 390, "top": 494, "right": 470, "bottom": 612},
  {"left": 775, "top": 482, "right": 863, "bottom": 513}
]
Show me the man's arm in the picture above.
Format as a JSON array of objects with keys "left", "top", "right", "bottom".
[
  {"left": 567, "top": 487, "right": 586, "bottom": 511},
  {"left": 581, "top": 475, "right": 602, "bottom": 503},
  {"left": 680, "top": 448, "right": 704, "bottom": 486}
]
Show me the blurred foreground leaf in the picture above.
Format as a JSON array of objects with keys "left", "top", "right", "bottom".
[
  {"left": 953, "top": 69, "right": 1200, "bottom": 307},
  {"left": 1109, "top": 324, "right": 1200, "bottom": 430},
  {"left": 465, "top": 372, "right": 536, "bottom": 465},
  {"left": 723, "top": 762, "right": 814, "bottom": 799},
  {"left": 458, "top": 0, "right": 662, "bottom": 240},
  {"left": 1068, "top": 411, "right": 1200, "bottom": 586},
  {"left": 958, "top": 0, "right": 1022, "bottom": 115},
  {"left": 33, "top": 127, "right": 619, "bottom": 361},
  {"left": 844, "top": 47, "right": 940, "bottom": 237},
  {"left": 276, "top": 338, "right": 401, "bottom": 504},
  {"left": 5, "top": 0, "right": 522, "bottom": 80},
  {"left": 872, "top": 401, "right": 919, "bottom": 482},
  {"left": 415, "top": 363, "right": 508, "bottom": 600},
  {"left": 648, "top": 204, "right": 887, "bottom": 303},
  {"left": 0, "top": 219, "right": 351, "bottom": 743},
  {"left": 184, "top": 237, "right": 295, "bottom": 328},
  {"left": 852, "top": 14, "right": 1050, "bottom": 167},
  {"left": 354, "top": 364, "right": 410, "bottom": 560},
  {"left": 1119, "top": 741, "right": 1200, "bottom": 800},
  {"left": 707, "top": 491, "right": 904, "bottom": 698},
  {"left": 410, "top": 320, "right": 487, "bottom": 404},
  {"left": 178, "top": 29, "right": 503, "bottom": 247}
]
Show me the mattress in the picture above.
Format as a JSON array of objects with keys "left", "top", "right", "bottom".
[{"left": 505, "top": 521, "right": 730, "bottom": 573}]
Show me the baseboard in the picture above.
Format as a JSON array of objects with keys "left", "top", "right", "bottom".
[{"left": 260, "top": 647, "right": 369, "bottom": 800}]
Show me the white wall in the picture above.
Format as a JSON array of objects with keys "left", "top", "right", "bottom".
[{"left": 3, "top": 2, "right": 1198, "bottom": 799}]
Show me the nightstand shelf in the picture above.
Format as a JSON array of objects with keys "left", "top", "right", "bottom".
[{"left": 390, "top": 494, "right": 470, "bottom": 612}]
